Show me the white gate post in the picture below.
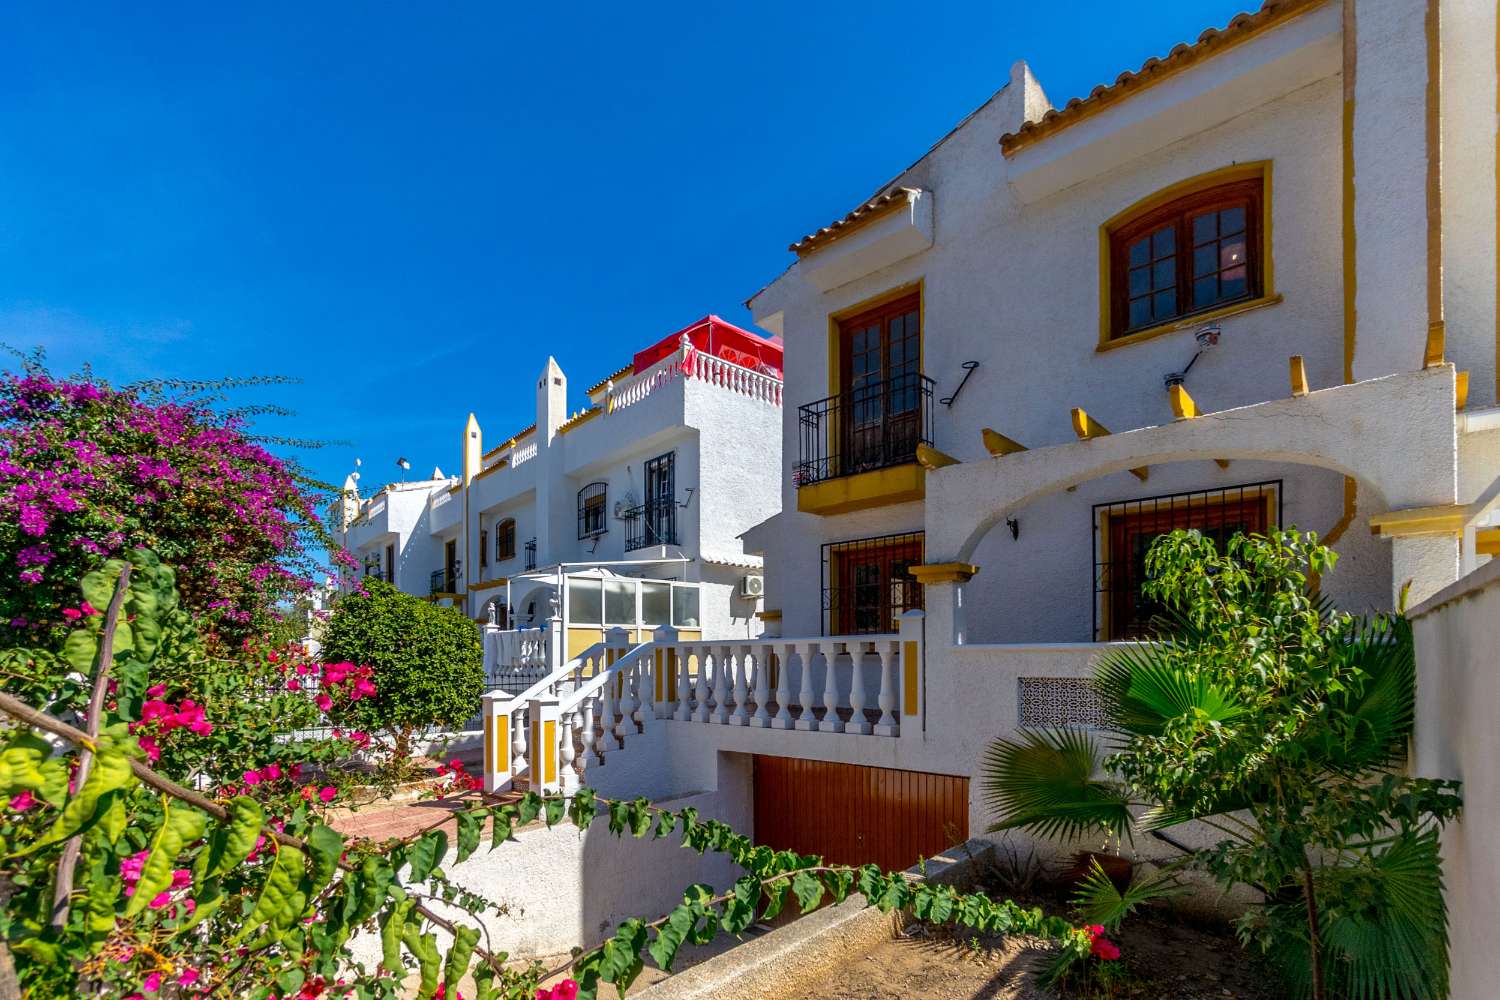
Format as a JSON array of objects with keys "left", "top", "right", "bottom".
[
  {"left": 481, "top": 692, "right": 513, "bottom": 793},
  {"left": 527, "top": 696, "right": 563, "bottom": 794},
  {"left": 898, "top": 610, "right": 926, "bottom": 742},
  {"left": 546, "top": 615, "right": 565, "bottom": 672}
]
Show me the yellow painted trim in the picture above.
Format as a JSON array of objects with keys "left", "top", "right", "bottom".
[
  {"left": 825, "top": 280, "right": 924, "bottom": 401},
  {"left": 586, "top": 363, "right": 633, "bottom": 397},
  {"left": 1425, "top": 0, "right": 1444, "bottom": 358},
  {"left": 446, "top": 483, "right": 462, "bottom": 495},
  {"left": 796, "top": 462, "right": 925, "bottom": 516},
  {"left": 1457, "top": 371, "right": 1470, "bottom": 411},
  {"left": 1168, "top": 384, "right": 1199, "bottom": 419},
  {"left": 483, "top": 713, "right": 492, "bottom": 777},
  {"left": 901, "top": 641, "right": 918, "bottom": 717},
  {"left": 914, "top": 443, "right": 958, "bottom": 470},
  {"left": 557, "top": 407, "right": 602, "bottom": 435},
  {"left": 468, "top": 578, "right": 508, "bottom": 593},
  {"left": 1289, "top": 355, "right": 1310, "bottom": 397},
  {"left": 495, "top": 714, "right": 508, "bottom": 773},
  {"left": 1322, "top": 477, "right": 1359, "bottom": 547},
  {"left": 1214, "top": 459, "right": 1231, "bottom": 470},
  {"left": 1097, "top": 162, "right": 1275, "bottom": 350},
  {"left": 755, "top": 609, "right": 783, "bottom": 621},
  {"left": 1423, "top": 322, "right": 1446, "bottom": 369},
  {"left": 543, "top": 720, "right": 557, "bottom": 785},
  {"left": 908, "top": 562, "right": 979, "bottom": 585},
  {"left": 474, "top": 459, "right": 509, "bottom": 482},
  {"left": 1342, "top": 0, "right": 1358, "bottom": 383},
  {"left": 1070, "top": 407, "right": 1108, "bottom": 440},
  {"left": 1476, "top": 525, "right": 1500, "bottom": 557},
  {"left": 1367, "top": 504, "right": 1468, "bottom": 538},
  {"left": 981, "top": 429, "right": 1027, "bottom": 456}
]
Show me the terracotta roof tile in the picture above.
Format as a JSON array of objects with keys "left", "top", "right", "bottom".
[
  {"left": 999, "top": 0, "right": 1326, "bottom": 156},
  {"left": 789, "top": 187, "right": 922, "bottom": 255}
]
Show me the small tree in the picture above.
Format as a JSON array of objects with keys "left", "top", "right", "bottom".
[
  {"left": 983, "top": 529, "right": 1463, "bottom": 1000},
  {"left": 321, "top": 580, "right": 483, "bottom": 763}
]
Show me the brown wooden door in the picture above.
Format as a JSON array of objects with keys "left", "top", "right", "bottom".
[{"left": 752, "top": 756, "right": 968, "bottom": 873}]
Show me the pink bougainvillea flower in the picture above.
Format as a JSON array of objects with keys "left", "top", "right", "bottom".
[
  {"left": 61, "top": 607, "right": 82, "bottom": 620},
  {"left": 80, "top": 601, "right": 98, "bottom": 616},
  {"left": 554, "top": 979, "right": 579, "bottom": 1000},
  {"left": 1090, "top": 936, "right": 1121, "bottom": 961},
  {"left": 264, "top": 763, "right": 281, "bottom": 781},
  {"left": 148, "top": 890, "right": 172, "bottom": 909},
  {"left": 8, "top": 790, "right": 35, "bottom": 812},
  {"left": 242, "top": 770, "right": 262, "bottom": 786},
  {"left": 318, "top": 786, "right": 337, "bottom": 803},
  {"left": 314, "top": 693, "right": 333, "bottom": 712},
  {"left": 178, "top": 968, "right": 199, "bottom": 986},
  {"left": 170, "top": 868, "right": 192, "bottom": 889},
  {"left": 137, "top": 734, "right": 161, "bottom": 763},
  {"left": 142, "top": 971, "right": 162, "bottom": 992},
  {"left": 146, "top": 683, "right": 166, "bottom": 698}
]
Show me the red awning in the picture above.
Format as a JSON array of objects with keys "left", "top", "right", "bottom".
[{"left": 632, "top": 316, "right": 783, "bottom": 377}]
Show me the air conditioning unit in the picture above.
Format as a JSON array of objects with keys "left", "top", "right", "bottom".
[{"left": 740, "top": 574, "right": 765, "bottom": 598}]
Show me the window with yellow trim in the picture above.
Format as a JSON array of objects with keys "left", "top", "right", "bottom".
[{"left": 1106, "top": 177, "right": 1264, "bottom": 340}]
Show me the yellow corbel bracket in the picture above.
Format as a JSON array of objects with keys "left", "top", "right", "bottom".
[
  {"left": 908, "top": 562, "right": 979, "bottom": 585},
  {"left": 1070, "top": 408, "right": 1147, "bottom": 481},
  {"left": 1423, "top": 321, "right": 1446, "bottom": 369},
  {"left": 981, "top": 428, "right": 1028, "bottom": 457},
  {"left": 1456, "top": 371, "right": 1470, "bottom": 411},
  {"left": 1367, "top": 504, "right": 1467, "bottom": 538},
  {"left": 1168, "top": 384, "right": 1199, "bottom": 420},
  {"left": 1215, "top": 459, "right": 1232, "bottom": 470},
  {"left": 915, "top": 444, "right": 960, "bottom": 470},
  {"left": 1289, "top": 356, "right": 1309, "bottom": 397}
]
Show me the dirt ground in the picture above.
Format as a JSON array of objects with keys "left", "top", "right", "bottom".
[{"left": 791, "top": 909, "right": 1278, "bottom": 1000}]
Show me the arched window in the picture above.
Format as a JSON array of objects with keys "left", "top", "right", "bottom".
[
  {"left": 578, "top": 482, "right": 607, "bottom": 538},
  {"left": 495, "top": 518, "right": 516, "bottom": 561},
  {"left": 1104, "top": 167, "right": 1269, "bottom": 343}
]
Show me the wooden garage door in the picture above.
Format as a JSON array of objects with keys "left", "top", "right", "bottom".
[{"left": 752, "top": 756, "right": 969, "bottom": 873}]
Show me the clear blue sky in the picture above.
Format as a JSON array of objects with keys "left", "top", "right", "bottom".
[{"left": 1, "top": 0, "right": 1252, "bottom": 496}]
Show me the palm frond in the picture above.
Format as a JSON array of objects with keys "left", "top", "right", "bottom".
[
  {"left": 981, "top": 728, "right": 1136, "bottom": 842},
  {"left": 1323, "top": 614, "right": 1416, "bottom": 773},
  {"left": 1094, "top": 642, "right": 1246, "bottom": 737},
  {"left": 1072, "top": 858, "right": 1185, "bottom": 930},
  {"left": 1266, "top": 830, "right": 1449, "bottom": 1000}
]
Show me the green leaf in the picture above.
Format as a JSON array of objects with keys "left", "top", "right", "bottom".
[
  {"left": 80, "top": 568, "right": 120, "bottom": 610},
  {"left": 92, "top": 789, "right": 127, "bottom": 845},
  {"left": 652, "top": 810, "right": 676, "bottom": 841},
  {"left": 84, "top": 872, "right": 121, "bottom": 942},
  {"left": 490, "top": 804, "right": 517, "bottom": 850},
  {"left": 877, "top": 877, "right": 910, "bottom": 913},
  {"left": 20, "top": 747, "right": 135, "bottom": 855},
  {"left": 629, "top": 798, "right": 652, "bottom": 838},
  {"left": 406, "top": 830, "right": 447, "bottom": 884},
  {"left": 305, "top": 823, "right": 344, "bottom": 897},
  {"left": 568, "top": 788, "right": 599, "bottom": 829},
  {"left": 598, "top": 919, "right": 648, "bottom": 994},
  {"left": 515, "top": 791, "right": 542, "bottom": 827},
  {"left": 443, "top": 925, "right": 481, "bottom": 992},
  {"left": 233, "top": 843, "right": 306, "bottom": 943},
  {"left": 823, "top": 869, "right": 854, "bottom": 905},
  {"left": 124, "top": 799, "right": 208, "bottom": 918},
  {"left": 759, "top": 878, "right": 790, "bottom": 922},
  {"left": 379, "top": 890, "right": 413, "bottom": 975},
  {"left": 62, "top": 630, "right": 100, "bottom": 673},
  {"left": 0, "top": 732, "right": 53, "bottom": 796},
  {"left": 648, "top": 905, "right": 695, "bottom": 972},
  {"left": 1071, "top": 859, "right": 1182, "bottom": 931},
  {"left": 544, "top": 796, "right": 565, "bottom": 828},
  {"left": 179, "top": 879, "right": 224, "bottom": 931},
  {"left": 455, "top": 809, "right": 482, "bottom": 863},
  {"left": 720, "top": 876, "right": 760, "bottom": 934},
  {"left": 791, "top": 871, "right": 824, "bottom": 914},
  {"left": 402, "top": 925, "right": 441, "bottom": 1000}
]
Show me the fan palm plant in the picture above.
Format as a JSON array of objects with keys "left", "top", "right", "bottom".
[{"left": 983, "top": 529, "right": 1462, "bottom": 1000}]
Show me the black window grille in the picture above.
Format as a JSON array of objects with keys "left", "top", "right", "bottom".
[
  {"left": 578, "top": 482, "right": 607, "bottom": 538},
  {"left": 1093, "top": 480, "right": 1281, "bottom": 641},
  {"left": 524, "top": 538, "right": 537, "bottom": 571},
  {"left": 625, "top": 452, "right": 677, "bottom": 549},
  {"left": 479, "top": 529, "right": 488, "bottom": 568},
  {"left": 796, "top": 373, "right": 934, "bottom": 486},
  {"left": 820, "top": 531, "right": 924, "bottom": 635}
]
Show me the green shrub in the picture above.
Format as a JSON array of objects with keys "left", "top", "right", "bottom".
[{"left": 321, "top": 580, "right": 483, "bottom": 760}]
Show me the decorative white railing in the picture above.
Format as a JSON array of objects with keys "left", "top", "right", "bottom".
[
  {"left": 606, "top": 336, "right": 783, "bottom": 417},
  {"left": 512, "top": 438, "right": 538, "bottom": 466},
  {"left": 483, "top": 612, "right": 928, "bottom": 794},
  {"left": 482, "top": 625, "right": 553, "bottom": 685}
]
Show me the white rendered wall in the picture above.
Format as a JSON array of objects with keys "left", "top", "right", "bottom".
[{"left": 1410, "top": 559, "right": 1500, "bottom": 1000}]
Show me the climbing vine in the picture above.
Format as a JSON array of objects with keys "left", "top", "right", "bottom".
[{"left": 1, "top": 553, "right": 1097, "bottom": 998}]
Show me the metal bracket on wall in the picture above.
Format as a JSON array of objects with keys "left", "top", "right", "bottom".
[
  {"left": 939, "top": 361, "right": 979, "bottom": 407},
  {"left": 678, "top": 487, "right": 695, "bottom": 509}
]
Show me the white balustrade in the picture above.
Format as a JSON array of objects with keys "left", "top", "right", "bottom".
[
  {"left": 795, "top": 641, "right": 819, "bottom": 731},
  {"left": 846, "top": 642, "right": 871, "bottom": 735},
  {"left": 772, "top": 642, "right": 795, "bottom": 729},
  {"left": 751, "top": 644, "right": 772, "bottom": 728},
  {"left": 729, "top": 645, "right": 750, "bottom": 726},
  {"left": 558, "top": 710, "right": 578, "bottom": 792},
  {"left": 692, "top": 645, "right": 711, "bottom": 724},
  {"left": 818, "top": 640, "right": 844, "bottom": 733},
  {"left": 873, "top": 643, "right": 898, "bottom": 737},
  {"left": 711, "top": 647, "right": 731, "bottom": 724}
]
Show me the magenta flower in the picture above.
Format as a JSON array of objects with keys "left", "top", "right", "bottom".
[{"left": 7, "top": 790, "right": 35, "bottom": 812}]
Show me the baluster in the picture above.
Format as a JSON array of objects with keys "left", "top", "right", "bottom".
[
  {"left": 772, "top": 642, "right": 795, "bottom": 729},
  {"left": 751, "top": 643, "right": 772, "bottom": 727},
  {"left": 873, "top": 641, "right": 899, "bottom": 736},
  {"left": 692, "top": 646, "right": 711, "bottom": 724},
  {"left": 511, "top": 706, "right": 528, "bottom": 776},
  {"left": 711, "top": 647, "right": 731, "bottom": 724},
  {"left": 818, "top": 640, "right": 844, "bottom": 733},
  {"left": 558, "top": 711, "right": 578, "bottom": 791},
  {"left": 729, "top": 645, "right": 750, "bottom": 725},
  {"left": 632, "top": 658, "right": 651, "bottom": 727},
  {"left": 581, "top": 695, "right": 599, "bottom": 767},
  {"left": 846, "top": 643, "right": 871, "bottom": 735},
  {"left": 601, "top": 677, "right": 620, "bottom": 752},
  {"left": 794, "top": 641, "right": 819, "bottom": 731},
  {"left": 615, "top": 663, "right": 636, "bottom": 743},
  {"left": 675, "top": 645, "right": 692, "bottom": 721}
]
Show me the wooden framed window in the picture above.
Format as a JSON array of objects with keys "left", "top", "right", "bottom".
[
  {"left": 495, "top": 518, "right": 516, "bottom": 561},
  {"left": 821, "top": 531, "right": 924, "bottom": 635},
  {"left": 1105, "top": 171, "right": 1267, "bottom": 342},
  {"left": 1093, "top": 482, "right": 1279, "bottom": 640},
  {"left": 479, "top": 529, "right": 488, "bottom": 568},
  {"left": 577, "top": 483, "right": 607, "bottom": 539}
]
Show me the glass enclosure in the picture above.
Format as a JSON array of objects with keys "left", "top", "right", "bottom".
[{"left": 564, "top": 574, "right": 701, "bottom": 629}]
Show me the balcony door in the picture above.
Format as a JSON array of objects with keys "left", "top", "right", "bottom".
[
  {"left": 644, "top": 452, "right": 675, "bottom": 546},
  {"left": 839, "top": 293, "right": 921, "bottom": 475}
]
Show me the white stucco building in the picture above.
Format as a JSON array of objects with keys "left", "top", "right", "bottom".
[
  {"left": 465, "top": 0, "right": 1500, "bottom": 965},
  {"left": 332, "top": 316, "right": 784, "bottom": 663}
]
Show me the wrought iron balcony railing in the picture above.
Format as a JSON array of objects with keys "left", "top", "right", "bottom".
[
  {"left": 524, "top": 539, "right": 537, "bottom": 571},
  {"left": 623, "top": 499, "right": 678, "bottom": 551},
  {"left": 795, "top": 372, "right": 934, "bottom": 486},
  {"left": 430, "top": 569, "right": 458, "bottom": 595}
]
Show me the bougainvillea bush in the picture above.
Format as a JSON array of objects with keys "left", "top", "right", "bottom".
[{"left": 0, "top": 364, "right": 350, "bottom": 646}]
